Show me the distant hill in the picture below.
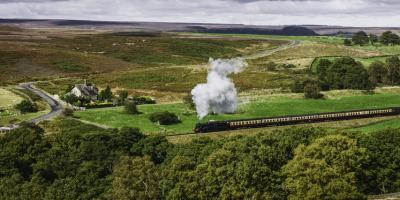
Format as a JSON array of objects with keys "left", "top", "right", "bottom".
[
  {"left": 189, "top": 26, "right": 318, "bottom": 36},
  {"left": 1, "top": 18, "right": 400, "bottom": 36}
]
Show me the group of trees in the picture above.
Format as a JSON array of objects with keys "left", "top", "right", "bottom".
[
  {"left": 345, "top": 31, "right": 400, "bottom": 46},
  {"left": 315, "top": 57, "right": 374, "bottom": 90},
  {"left": 293, "top": 57, "right": 384, "bottom": 98},
  {"left": 1, "top": 121, "right": 400, "bottom": 199},
  {"left": 368, "top": 56, "right": 400, "bottom": 86},
  {"left": 14, "top": 100, "right": 38, "bottom": 113}
]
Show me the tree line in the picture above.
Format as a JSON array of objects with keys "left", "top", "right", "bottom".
[
  {"left": 1, "top": 120, "right": 400, "bottom": 199},
  {"left": 345, "top": 31, "right": 400, "bottom": 46},
  {"left": 293, "top": 56, "right": 400, "bottom": 99}
]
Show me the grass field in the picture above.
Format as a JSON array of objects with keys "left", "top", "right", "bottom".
[
  {"left": 75, "top": 92, "right": 400, "bottom": 135},
  {"left": 0, "top": 87, "right": 50, "bottom": 126},
  {"left": 353, "top": 117, "right": 400, "bottom": 133},
  {"left": 0, "top": 88, "right": 23, "bottom": 107}
]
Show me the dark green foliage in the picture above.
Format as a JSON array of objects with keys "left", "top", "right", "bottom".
[
  {"left": 317, "top": 57, "right": 373, "bottom": 90},
  {"left": 132, "top": 96, "right": 156, "bottom": 105},
  {"left": 15, "top": 100, "right": 38, "bottom": 113},
  {"left": 62, "top": 94, "right": 91, "bottom": 106},
  {"left": 368, "top": 61, "right": 387, "bottom": 85},
  {"left": 344, "top": 38, "right": 352, "bottom": 46},
  {"left": 304, "top": 82, "right": 324, "bottom": 99},
  {"left": 385, "top": 56, "right": 400, "bottom": 85},
  {"left": 149, "top": 111, "right": 181, "bottom": 125},
  {"left": 352, "top": 31, "right": 369, "bottom": 46},
  {"left": 131, "top": 136, "right": 172, "bottom": 164},
  {"left": 110, "top": 156, "right": 160, "bottom": 200},
  {"left": 369, "top": 34, "right": 379, "bottom": 45},
  {"left": 2, "top": 119, "right": 400, "bottom": 199},
  {"left": 380, "top": 31, "right": 400, "bottom": 46},
  {"left": 117, "top": 90, "right": 128, "bottom": 104},
  {"left": 124, "top": 101, "right": 140, "bottom": 115},
  {"left": 284, "top": 134, "right": 367, "bottom": 199},
  {"left": 359, "top": 129, "right": 400, "bottom": 194},
  {"left": 98, "top": 86, "right": 113, "bottom": 101}
]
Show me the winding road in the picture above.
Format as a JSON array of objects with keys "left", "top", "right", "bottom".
[{"left": 19, "top": 83, "right": 64, "bottom": 124}]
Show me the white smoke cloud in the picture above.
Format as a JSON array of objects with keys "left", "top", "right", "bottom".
[{"left": 191, "top": 58, "right": 248, "bottom": 119}]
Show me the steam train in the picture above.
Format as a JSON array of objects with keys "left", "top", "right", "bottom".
[{"left": 194, "top": 107, "right": 400, "bottom": 133}]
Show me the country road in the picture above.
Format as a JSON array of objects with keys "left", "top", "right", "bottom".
[{"left": 19, "top": 83, "right": 63, "bottom": 124}]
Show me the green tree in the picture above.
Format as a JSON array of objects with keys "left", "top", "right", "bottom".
[
  {"left": 325, "top": 57, "right": 373, "bottom": 90},
  {"left": 368, "top": 61, "right": 387, "bottom": 85},
  {"left": 385, "top": 56, "right": 400, "bottom": 85},
  {"left": 117, "top": 90, "right": 129, "bottom": 104},
  {"left": 98, "top": 86, "right": 113, "bottom": 101},
  {"left": 360, "top": 129, "right": 400, "bottom": 194},
  {"left": 380, "top": 31, "right": 400, "bottom": 46},
  {"left": 352, "top": 31, "right": 369, "bottom": 46},
  {"left": 344, "top": 38, "right": 352, "bottom": 46},
  {"left": 110, "top": 156, "right": 160, "bottom": 200},
  {"left": 283, "top": 135, "right": 367, "bottom": 200},
  {"left": 369, "top": 34, "right": 379, "bottom": 45},
  {"left": 304, "top": 82, "right": 323, "bottom": 99},
  {"left": 15, "top": 100, "right": 38, "bottom": 113},
  {"left": 149, "top": 111, "right": 181, "bottom": 125},
  {"left": 124, "top": 101, "right": 140, "bottom": 115}
]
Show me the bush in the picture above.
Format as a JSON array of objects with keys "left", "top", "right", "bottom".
[
  {"left": 183, "top": 93, "right": 195, "bottom": 110},
  {"left": 304, "top": 83, "right": 324, "bottom": 99},
  {"left": 132, "top": 96, "right": 156, "bottom": 105},
  {"left": 124, "top": 101, "right": 140, "bottom": 115},
  {"left": 15, "top": 100, "right": 38, "bottom": 113},
  {"left": 62, "top": 108, "right": 74, "bottom": 117},
  {"left": 149, "top": 112, "right": 181, "bottom": 125}
]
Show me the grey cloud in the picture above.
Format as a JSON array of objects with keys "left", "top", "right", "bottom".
[{"left": 0, "top": 0, "right": 399, "bottom": 27}]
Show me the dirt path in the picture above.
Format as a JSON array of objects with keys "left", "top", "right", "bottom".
[{"left": 244, "top": 40, "right": 301, "bottom": 60}]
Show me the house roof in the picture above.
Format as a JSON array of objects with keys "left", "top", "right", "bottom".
[{"left": 75, "top": 84, "right": 98, "bottom": 96}]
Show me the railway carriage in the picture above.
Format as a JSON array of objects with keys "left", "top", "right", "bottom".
[{"left": 194, "top": 107, "right": 400, "bottom": 133}]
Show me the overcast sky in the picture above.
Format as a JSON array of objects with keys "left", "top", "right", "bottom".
[{"left": 1, "top": 0, "right": 400, "bottom": 27}]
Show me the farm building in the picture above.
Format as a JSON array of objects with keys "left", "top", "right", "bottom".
[{"left": 66, "top": 80, "right": 99, "bottom": 101}]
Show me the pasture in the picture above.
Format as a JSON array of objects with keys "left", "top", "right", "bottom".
[
  {"left": 0, "top": 88, "right": 23, "bottom": 107},
  {"left": 75, "top": 91, "right": 400, "bottom": 135}
]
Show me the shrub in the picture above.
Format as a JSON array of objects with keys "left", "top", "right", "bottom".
[
  {"left": 343, "top": 38, "right": 352, "bottom": 46},
  {"left": 149, "top": 112, "right": 181, "bottom": 125},
  {"left": 15, "top": 100, "right": 38, "bottom": 113},
  {"left": 132, "top": 96, "right": 156, "bottom": 105},
  {"left": 304, "top": 83, "right": 324, "bottom": 99},
  {"left": 183, "top": 93, "right": 195, "bottom": 110},
  {"left": 62, "top": 108, "right": 74, "bottom": 117},
  {"left": 124, "top": 101, "right": 140, "bottom": 115}
]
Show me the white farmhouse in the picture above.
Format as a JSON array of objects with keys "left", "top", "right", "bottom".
[{"left": 66, "top": 80, "right": 99, "bottom": 101}]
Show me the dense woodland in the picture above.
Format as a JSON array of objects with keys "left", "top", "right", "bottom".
[{"left": 1, "top": 119, "right": 400, "bottom": 199}]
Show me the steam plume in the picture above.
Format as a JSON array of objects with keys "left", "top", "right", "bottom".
[{"left": 191, "top": 58, "right": 248, "bottom": 119}]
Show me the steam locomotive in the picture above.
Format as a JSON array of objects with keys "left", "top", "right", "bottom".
[{"left": 194, "top": 107, "right": 400, "bottom": 133}]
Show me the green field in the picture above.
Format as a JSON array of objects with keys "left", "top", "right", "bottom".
[
  {"left": 75, "top": 92, "right": 400, "bottom": 135},
  {"left": 353, "top": 118, "right": 400, "bottom": 133},
  {"left": 0, "top": 88, "right": 23, "bottom": 107}
]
